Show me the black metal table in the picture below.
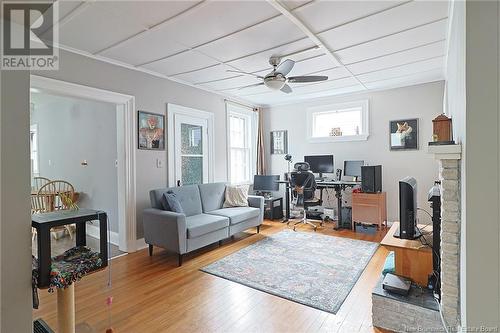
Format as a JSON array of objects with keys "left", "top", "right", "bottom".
[
  {"left": 32, "top": 209, "right": 108, "bottom": 288},
  {"left": 316, "top": 180, "right": 360, "bottom": 230}
]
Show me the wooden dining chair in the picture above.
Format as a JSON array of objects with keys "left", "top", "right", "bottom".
[
  {"left": 38, "top": 180, "right": 78, "bottom": 240},
  {"left": 32, "top": 176, "right": 51, "bottom": 192},
  {"left": 31, "top": 189, "right": 54, "bottom": 241}
]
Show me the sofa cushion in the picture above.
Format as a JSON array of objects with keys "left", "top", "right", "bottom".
[
  {"left": 150, "top": 185, "right": 202, "bottom": 216},
  {"left": 223, "top": 185, "right": 249, "bottom": 208},
  {"left": 198, "top": 182, "right": 226, "bottom": 213},
  {"left": 161, "top": 191, "right": 184, "bottom": 213},
  {"left": 186, "top": 214, "right": 229, "bottom": 239},
  {"left": 208, "top": 207, "right": 260, "bottom": 225}
]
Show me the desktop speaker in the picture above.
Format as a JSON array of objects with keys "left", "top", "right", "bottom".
[{"left": 361, "top": 165, "right": 382, "bottom": 193}]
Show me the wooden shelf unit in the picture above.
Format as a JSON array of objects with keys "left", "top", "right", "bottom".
[{"left": 352, "top": 192, "right": 387, "bottom": 230}]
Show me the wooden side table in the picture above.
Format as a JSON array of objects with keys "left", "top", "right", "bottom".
[
  {"left": 381, "top": 222, "right": 433, "bottom": 286},
  {"left": 352, "top": 192, "right": 387, "bottom": 230}
]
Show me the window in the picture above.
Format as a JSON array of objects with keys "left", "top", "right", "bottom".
[
  {"left": 227, "top": 103, "right": 257, "bottom": 184},
  {"left": 307, "top": 100, "right": 369, "bottom": 142},
  {"left": 30, "top": 124, "right": 39, "bottom": 178}
]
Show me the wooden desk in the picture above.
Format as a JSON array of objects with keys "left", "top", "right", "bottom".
[{"left": 381, "top": 222, "right": 432, "bottom": 286}]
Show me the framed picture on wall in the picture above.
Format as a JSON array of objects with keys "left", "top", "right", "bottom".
[
  {"left": 138, "top": 111, "right": 165, "bottom": 150},
  {"left": 270, "top": 130, "right": 288, "bottom": 155},
  {"left": 389, "top": 118, "right": 419, "bottom": 150}
]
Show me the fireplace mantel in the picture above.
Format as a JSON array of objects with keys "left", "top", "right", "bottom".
[{"left": 428, "top": 144, "right": 462, "bottom": 160}]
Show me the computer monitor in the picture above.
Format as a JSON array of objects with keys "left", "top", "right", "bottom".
[
  {"left": 304, "top": 155, "right": 334, "bottom": 177},
  {"left": 253, "top": 175, "right": 280, "bottom": 194},
  {"left": 344, "top": 160, "right": 364, "bottom": 180}
]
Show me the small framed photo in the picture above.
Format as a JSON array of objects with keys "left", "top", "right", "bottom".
[
  {"left": 389, "top": 118, "right": 418, "bottom": 150},
  {"left": 271, "top": 130, "right": 288, "bottom": 155},
  {"left": 138, "top": 111, "right": 165, "bottom": 150}
]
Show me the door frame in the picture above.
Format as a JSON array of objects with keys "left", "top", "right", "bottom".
[
  {"left": 30, "top": 75, "right": 138, "bottom": 252},
  {"left": 167, "top": 103, "right": 214, "bottom": 186}
]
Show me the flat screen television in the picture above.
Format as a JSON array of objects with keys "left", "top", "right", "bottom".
[
  {"left": 396, "top": 176, "right": 421, "bottom": 240},
  {"left": 304, "top": 155, "right": 334, "bottom": 177},
  {"left": 253, "top": 175, "right": 280, "bottom": 193}
]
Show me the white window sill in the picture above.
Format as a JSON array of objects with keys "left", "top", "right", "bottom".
[{"left": 308, "top": 134, "right": 369, "bottom": 143}]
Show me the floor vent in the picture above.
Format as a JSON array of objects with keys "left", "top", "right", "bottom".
[{"left": 33, "top": 319, "right": 54, "bottom": 333}]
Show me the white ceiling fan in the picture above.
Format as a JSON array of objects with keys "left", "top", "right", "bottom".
[{"left": 227, "top": 56, "right": 328, "bottom": 94}]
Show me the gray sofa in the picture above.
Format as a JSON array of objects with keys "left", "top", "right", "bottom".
[{"left": 143, "top": 182, "right": 264, "bottom": 266}]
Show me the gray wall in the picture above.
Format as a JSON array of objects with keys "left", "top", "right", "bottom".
[
  {"left": 34, "top": 49, "right": 231, "bottom": 238},
  {"left": 31, "top": 93, "right": 120, "bottom": 232},
  {"left": 1, "top": 70, "right": 32, "bottom": 332},
  {"left": 263, "top": 82, "right": 443, "bottom": 222},
  {"left": 463, "top": 0, "right": 500, "bottom": 328}
]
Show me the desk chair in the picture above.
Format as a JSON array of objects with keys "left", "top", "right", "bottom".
[{"left": 288, "top": 162, "right": 322, "bottom": 231}]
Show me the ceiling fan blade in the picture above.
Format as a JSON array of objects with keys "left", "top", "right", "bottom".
[
  {"left": 280, "top": 84, "right": 292, "bottom": 94},
  {"left": 276, "top": 59, "right": 295, "bottom": 76},
  {"left": 226, "top": 69, "right": 263, "bottom": 79},
  {"left": 238, "top": 82, "right": 264, "bottom": 90},
  {"left": 288, "top": 75, "right": 328, "bottom": 83}
]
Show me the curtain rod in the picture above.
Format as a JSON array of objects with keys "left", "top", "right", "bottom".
[{"left": 224, "top": 98, "right": 257, "bottom": 111}]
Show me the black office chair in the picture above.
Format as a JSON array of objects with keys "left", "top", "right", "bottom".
[{"left": 288, "top": 162, "right": 322, "bottom": 231}]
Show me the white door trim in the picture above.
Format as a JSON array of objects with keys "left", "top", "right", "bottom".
[
  {"left": 30, "top": 75, "right": 138, "bottom": 252},
  {"left": 167, "top": 103, "right": 214, "bottom": 186}
]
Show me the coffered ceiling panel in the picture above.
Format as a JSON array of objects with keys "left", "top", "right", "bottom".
[
  {"left": 226, "top": 38, "right": 324, "bottom": 73},
  {"left": 53, "top": 0, "right": 450, "bottom": 106},
  {"left": 364, "top": 69, "right": 444, "bottom": 90},
  {"left": 173, "top": 64, "right": 237, "bottom": 84},
  {"left": 357, "top": 57, "right": 444, "bottom": 83},
  {"left": 201, "top": 75, "right": 262, "bottom": 91},
  {"left": 58, "top": 2, "right": 147, "bottom": 53},
  {"left": 142, "top": 50, "right": 219, "bottom": 76},
  {"left": 319, "top": 1, "right": 448, "bottom": 51},
  {"left": 347, "top": 40, "right": 446, "bottom": 75},
  {"left": 196, "top": 16, "right": 307, "bottom": 62},
  {"left": 292, "top": 0, "right": 406, "bottom": 33},
  {"left": 335, "top": 19, "right": 447, "bottom": 64}
]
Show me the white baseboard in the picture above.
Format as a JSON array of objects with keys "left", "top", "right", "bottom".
[
  {"left": 86, "top": 224, "right": 119, "bottom": 246},
  {"left": 136, "top": 238, "right": 148, "bottom": 250}
]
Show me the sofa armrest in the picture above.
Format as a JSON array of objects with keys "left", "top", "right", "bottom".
[
  {"left": 248, "top": 195, "right": 264, "bottom": 223},
  {"left": 143, "top": 208, "right": 187, "bottom": 254}
]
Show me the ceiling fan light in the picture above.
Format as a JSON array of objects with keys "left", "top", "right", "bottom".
[{"left": 264, "top": 77, "right": 286, "bottom": 90}]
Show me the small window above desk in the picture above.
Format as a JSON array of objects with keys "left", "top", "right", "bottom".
[{"left": 306, "top": 100, "right": 369, "bottom": 143}]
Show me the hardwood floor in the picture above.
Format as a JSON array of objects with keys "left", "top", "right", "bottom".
[{"left": 33, "top": 220, "right": 390, "bottom": 332}]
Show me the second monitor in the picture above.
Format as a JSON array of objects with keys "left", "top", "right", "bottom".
[
  {"left": 344, "top": 160, "right": 364, "bottom": 181},
  {"left": 304, "top": 155, "right": 334, "bottom": 178}
]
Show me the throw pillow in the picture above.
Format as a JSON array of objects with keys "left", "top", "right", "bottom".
[
  {"left": 223, "top": 185, "right": 250, "bottom": 208},
  {"left": 162, "top": 191, "right": 184, "bottom": 213}
]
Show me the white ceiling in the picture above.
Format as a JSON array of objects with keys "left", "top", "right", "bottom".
[{"left": 49, "top": 0, "right": 449, "bottom": 106}]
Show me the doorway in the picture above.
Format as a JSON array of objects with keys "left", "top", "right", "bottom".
[
  {"left": 167, "top": 104, "right": 214, "bottom": 186},
  {"left": 30, "top": 75, "right": 137, "bottom": 253}
]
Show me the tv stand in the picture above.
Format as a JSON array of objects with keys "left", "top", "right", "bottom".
[{"left": 381, "top": 222, "right": 432, "bottom": 286}]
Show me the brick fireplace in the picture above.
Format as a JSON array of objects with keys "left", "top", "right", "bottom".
[{"left": 429, "top": 144, "right": 462, "bottom": 330}]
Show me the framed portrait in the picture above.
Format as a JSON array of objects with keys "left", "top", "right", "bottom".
[
  {"left": 389, "top": 118, "right": 418, "bottom": 150},
  {"left": 270, "top": 130, "right": 288, "bottom": 155},
  {"left": 138, "top": 111, "right": 165, "bottom": 150}
]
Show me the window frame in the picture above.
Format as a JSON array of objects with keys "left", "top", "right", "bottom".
[
  {"left": 306, "top": 100, "right": 369, "bottom": 143},
  {"left": 226, "top": 103, "right": 257, "bottom": 185}
]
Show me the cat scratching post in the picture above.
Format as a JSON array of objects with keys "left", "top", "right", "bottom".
[{"left": 57, "top": 284, "right": 75, "bottom": 333}]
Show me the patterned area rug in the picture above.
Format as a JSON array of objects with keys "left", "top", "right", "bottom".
[{"left": 201, "top": 230, "right": 379, "bottom": 314}]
